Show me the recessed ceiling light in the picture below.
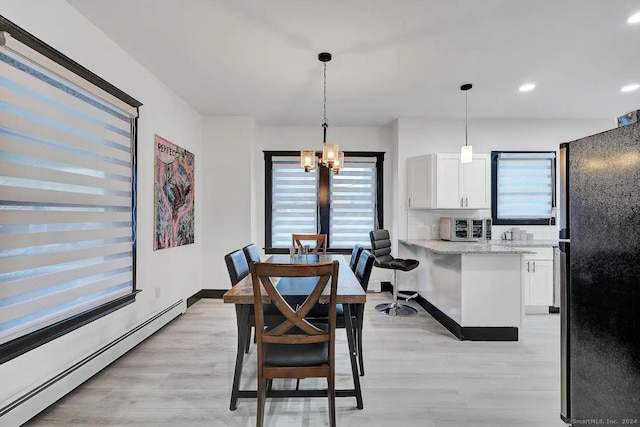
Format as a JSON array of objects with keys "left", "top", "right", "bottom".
[
  {"left": 519, "top": 83, "right": 536, "bottom": 92},
  {"left": 621, "top": 83, "right": 640, "bottom": 93},
  {"left": 627, "top": 11, "right": 640, "bottom": 24}
]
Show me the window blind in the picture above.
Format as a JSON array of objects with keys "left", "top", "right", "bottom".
[
  {"left": 329, "top": 157, "right": 377, "bottom": 248},
  {"left": 271, "top": 157, "right": 318, "bottom": 248},
  {"left": 496, "top": 153, "right": 555, "bottom": 219},
  {"left": 0, "top": 32, "right": 138, "bottom": 346}
]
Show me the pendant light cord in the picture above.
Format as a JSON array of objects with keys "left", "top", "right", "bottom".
[
  {"left": 322, "top": 62, "right": 328, "bottom": 143},
  {"left": 465, "top": 89, "right": 468, "bottom": 147},
  {"left": 460, "top": 83, "right": 472, "bottom": 147}
]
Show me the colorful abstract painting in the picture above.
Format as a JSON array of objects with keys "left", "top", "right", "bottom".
[{"left": 154, "top": 135, "right": 195, "bottom": 250}]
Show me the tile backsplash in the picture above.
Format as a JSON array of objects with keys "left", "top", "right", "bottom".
[
  {"left": 407, "top": 209, "right": 558, "bottom": 240},
  {"left": 491, "top": 224, "right": 558, "bottom": 240}
]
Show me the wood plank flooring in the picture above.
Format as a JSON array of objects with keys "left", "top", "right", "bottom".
[{"left": 24, "top": 293, "right": 566, "bottom": 426}]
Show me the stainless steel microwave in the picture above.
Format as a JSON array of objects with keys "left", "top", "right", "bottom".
[{"left": 439, "top": 217, "right": 491, "bottom": 242}]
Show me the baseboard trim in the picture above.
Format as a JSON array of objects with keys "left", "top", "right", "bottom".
[
  {"left": 414, "top": 295, "right": 518, "bottom": 341},
  {"left": 1, "top": 300, "right": 184, "bottom": 425},
  {"left": 188, "top": 289, "right": 226, "bottom": 308},
  {"left": 186, "top": 291, "right": 202, "bottom": 307}
]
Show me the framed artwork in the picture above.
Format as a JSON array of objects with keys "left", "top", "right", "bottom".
[{"left": 154, "top": 135, "right": 195, "bottom": 250}]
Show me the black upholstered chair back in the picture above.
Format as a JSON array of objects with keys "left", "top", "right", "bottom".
[
  {"left": 349, "top": 244, "right": 364, "bottom": 272},
  {"left": 355, "top": 250, "right": 375, "bottom": 291},
  {"left": 242, "top": 243, "right": 261, "bottom": 265},
  {"left": 224, "top": 249, "right": 249, "bottom": 286},
  {"left": 369, "top": 229, "right": 394, "bottom": 264}
]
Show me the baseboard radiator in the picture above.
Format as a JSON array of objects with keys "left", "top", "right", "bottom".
[{"left": 1, "top": 300, "right": 185, "bottom": 426}]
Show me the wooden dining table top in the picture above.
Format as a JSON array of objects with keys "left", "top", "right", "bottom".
[{"left": 222, "top": 254, "right": 366, "bottom": 305}]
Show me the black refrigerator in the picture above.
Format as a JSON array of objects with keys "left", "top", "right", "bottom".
[{"left": 559, "top": 120, "right": 640, "bottom": 424}]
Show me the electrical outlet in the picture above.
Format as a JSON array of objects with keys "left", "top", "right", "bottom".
[{"left": 155, "top": 287, "right": 161, "bottom": 299}]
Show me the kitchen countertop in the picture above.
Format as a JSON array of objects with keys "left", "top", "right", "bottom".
[{"left": 399, "top": 239, "right": 535, "bottom": 255}]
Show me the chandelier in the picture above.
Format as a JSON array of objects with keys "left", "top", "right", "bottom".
[{"left": 301, "top": 52, "right": 343, "bottom": 173}]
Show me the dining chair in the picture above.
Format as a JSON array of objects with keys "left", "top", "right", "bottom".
[
  {"left": 224, "top": 249, "right": 253, "bottom": 353},
  {"left": 224, "top": 249, "right": 281, "bottom": 354},
  {"left": 353, "top": 250, "right": 375, "bottom": 375},
  {"left": 348, "top": 243, "right": 364, "bottom": 272},
  {"left": 369, "top": 229, "right": 420, "bottom": 316},
  {"left": 292, "top": 233, "right": 327, "bottom": 254},
  {"left": 304, "top": 250, "right": 374, "bottom": 376},
  {"left": 242, "top": 243, "right": 261, "bottom": 264},
  {"left": 250, "top": 261, "right": 339, "bottom": 427}
]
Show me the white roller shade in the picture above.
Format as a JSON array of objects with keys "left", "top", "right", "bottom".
[
  {"left": 496, "top": 153, "right": 555, "bottom": 219},
  {"left": 329, "top": 157, "right": 377, "bottom": 248},
  {"left": 271, "top": 157, "right": 318, "bottom": 248},
  {"left": 0, "top": 32, "right": 136, "bottom": 345}
]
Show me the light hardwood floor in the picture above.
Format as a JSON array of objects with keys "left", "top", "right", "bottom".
[{"left": 24, "top": 293, "right": 566, "bottom": 426}]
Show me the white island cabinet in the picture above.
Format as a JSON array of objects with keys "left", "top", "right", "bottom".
[
  {"left": 406, "top": 153, "right": 490, "bottom": 209},
  {"left": 522, "top": 248, "right": 554, "bottom": 313},
  {"left": 398, "top": 239, "right": 532, "bottom": 341}
]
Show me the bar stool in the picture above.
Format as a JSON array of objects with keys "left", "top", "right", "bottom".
[{"left": 369, "top": 229, "right": 419, "bottom": 316}]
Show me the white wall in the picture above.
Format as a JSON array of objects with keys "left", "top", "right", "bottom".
[
  {"left": 199, "top": 122, "right": 396, "bottom": 290},
  {"left": 199, "top": 123, "right": 396, "bottom": 290},
  {"left": 0, "top": 0, "right": 203, "bottom": 421},
  {"left": 397, "top": 118, "right": 614, "bottom": 240},
  {"left": 202, "top": 116, "right": 254, "bottom": 289}
]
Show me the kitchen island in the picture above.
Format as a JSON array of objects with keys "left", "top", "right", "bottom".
[{"left": 398, "top": 239, "right": 533, "bottom": 341}]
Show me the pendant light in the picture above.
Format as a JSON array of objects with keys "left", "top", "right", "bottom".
[
  {"left": 460, "top": 83, "right": 473, "bottom": 164},
  {"left": 300, "top": 52, "right": 343, "bottom": 173}
]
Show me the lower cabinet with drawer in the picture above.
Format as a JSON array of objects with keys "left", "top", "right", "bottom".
[{"left": 522, "top": 248, "right": 554, "bottom": 313}]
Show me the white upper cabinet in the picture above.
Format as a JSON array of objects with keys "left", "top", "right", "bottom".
[
  {"left": 407, "top": 153, "right": 490, "bottom": 209},
  {"left": 460, "top": 154, "right": 491, "bottom": 208},
  {"left": 406, "top": 155, "right": 432, "bottom": 208}
]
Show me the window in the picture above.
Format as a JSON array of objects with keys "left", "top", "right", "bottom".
[
  {"left": 265, "top": 151, "right": 383, "bottom": 253},
  {"left": 0, "top": 19, "right": 141, "bottom": 364},
  {"left": 491, "top": 151, "right": 556, "bottom": 225}
]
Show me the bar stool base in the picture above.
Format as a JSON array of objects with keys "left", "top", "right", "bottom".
[{"left": 375, "top": 303, "right": 418, "bottom": 316}]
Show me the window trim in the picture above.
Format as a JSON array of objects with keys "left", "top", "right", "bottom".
[
  {"left": 0, "top": 15, "right": 142, "bottom": 108},
  {"left": 0, "top": 15, "right": 141, "bottom": 365},
  {"left": 264, "top": 151, "right": 384, "bottom": 254},
  {"left": 491, "top": 150, "right": 557, "bottom": 226}
]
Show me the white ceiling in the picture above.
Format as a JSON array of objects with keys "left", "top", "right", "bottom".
[{"left": 67, "top": 0, "right": 640, "bottom": 126}]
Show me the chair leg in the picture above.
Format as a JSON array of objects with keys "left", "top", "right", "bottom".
[
  {"left": 244, "top": 326, "right": 251, "bottom": 354},
  {"left": 328, "top": 373, "right": 336, "bottom": 427},
  {"left": 357, "top": 326, "right": 364, "bottom": 376},
  {"left": 256, "top": 377, "right": 266, "bottom": 427},
  {"left": 375, "top": 269, "right": 418, "bottom": 316}
]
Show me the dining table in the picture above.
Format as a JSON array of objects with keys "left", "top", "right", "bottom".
[{"left": 223, "top": 254, "right": 366, "bottom": 411}]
